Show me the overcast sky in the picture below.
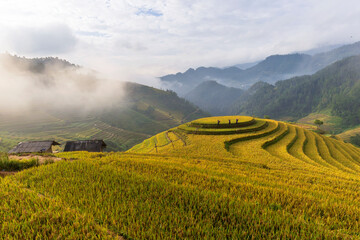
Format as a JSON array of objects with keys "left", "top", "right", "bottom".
[{"left": 0, "top": 0, "right": 359, "bottom": 85}]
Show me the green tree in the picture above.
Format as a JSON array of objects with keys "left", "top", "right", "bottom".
[{"left": 314, "top": 119, "right": 323, "bottom": 129}]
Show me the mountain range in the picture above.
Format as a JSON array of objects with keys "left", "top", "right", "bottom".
[{"left": 160, "top": 41, "right": 360, "bottom": 96}]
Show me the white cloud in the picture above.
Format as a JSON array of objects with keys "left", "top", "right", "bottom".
[
  {"left": 0, "top": 0, "right": 360, "bottom": 84},
  {"left": 7, "top": 24, "right": 77, "bottom": 54}
]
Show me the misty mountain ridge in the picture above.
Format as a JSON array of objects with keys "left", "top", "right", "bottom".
[
  {"left": 160, "top": 41, "right": 360, "bottom": 96},
  {"left": 185, "top": 80, "right": 243, "bottom": 115},
  {"left": 234, "top": 61, "right": 260, "bottom": 70},
  {"left": 0, "top": 53, "right": 77, "bottom": 74}
]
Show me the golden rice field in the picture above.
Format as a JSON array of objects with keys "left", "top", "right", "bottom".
[{"left": 2, "top": 116, "right": 360, "bottom": 239}]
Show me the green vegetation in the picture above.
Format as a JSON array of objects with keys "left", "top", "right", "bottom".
[
  {"left": 233, "top": 55, "right": 360, "bottom": 130},
  {"left": 0, "top": 178, "right": 113, "bottom": 239},
  {"left": 0, "top": 153, "right": 39, "bottom": 171},
  {"left": 9, "top": 153, "right": 350, "bottom": 239},
  {"left": 314, "top": 119, "right": 324, "bottom": 128},
  {"left": 190, "top": 116, "right": 254, "bottom": 127},
  {"left": 0, "top": 82, "right": 208, "bottom": 152},
  {"left": 178, "top": 118, "right": 267, "bottom": 135}
]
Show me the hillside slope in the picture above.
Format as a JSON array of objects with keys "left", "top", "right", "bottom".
[
  {"left": 0, "top": 82, "right": 208, "bottom": 152},
  {"left": 0, "top": 55, "right": 208, "bottom": 152},
  {"left": 3, "top": 116, "right": 360, "bottom": 239},
  {"left": 185, "top": 80, "right": 243, "bottom": 115},
  {"left": 231, "top": 55, "right": 360, "bottom": 128}
]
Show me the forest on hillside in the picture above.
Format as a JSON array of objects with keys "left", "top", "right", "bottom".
[{"left": 232, "top": 55, "right": 360, "bottom": 127}]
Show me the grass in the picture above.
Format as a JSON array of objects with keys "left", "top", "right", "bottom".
[
  {"left": 0, "top": 153, "right": 39, "bottom": 171},
  {"left": 156, "top": 131, "right": 170, "bottom": 147},
  {"left": 288, "top": 128, "right": 316, "bottom": 166},
  {"left": 10, "top": 152, "right": 359, "bottom": 239},
  {"left": 190, "top": 116, "right": 254, "bottom": 128},
  {"left": 264, "top": 124, "right": 299, "bottom": 164},
  {"left": 261, "top": 123, "right": 289, "bottom": 149},
  {"left": 0, "top": 177, "right": 114, "bottom": 239},
  {"left": 3, "top": 116, "right": 360, "bottom": 238},
  {"left": 178, "top": 119, "right": 267, "bottom": 135},
  {"left": 225, "top": 121, "right": 279, "bottom": 151},
  {"left": 303, "top": 131, "right": 331, "bottom": 168}
]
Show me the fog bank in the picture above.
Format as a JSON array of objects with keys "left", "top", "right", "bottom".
[{"left": 0, "top": 54, "right": 125, "bottom": 115}]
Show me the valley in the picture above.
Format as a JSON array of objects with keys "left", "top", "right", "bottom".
[{"left": 2, "top": 1, "right": 360, "bottom": 239}]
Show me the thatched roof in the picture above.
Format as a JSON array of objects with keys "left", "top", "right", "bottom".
[
  {"left": 8, "top": 141, "right": 60, "bottom": 154},
  {"left": 64, "top": 140, "right": 106, "bottom": 152}
]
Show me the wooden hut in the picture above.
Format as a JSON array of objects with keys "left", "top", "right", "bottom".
[
  {"left": 8, "top": 141, "right": 60, "bottom": 154},
  {"left": 63, "top": 140, "right": 106, "bottom": 152}
]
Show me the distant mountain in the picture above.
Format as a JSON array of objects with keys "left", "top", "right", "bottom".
[
  {"left": 185, "top": 81, "right": 243, "bottom": 115},
  {"left": 298, "top": 43, "right": 343, "bottom": 55},
  {"left": 234, "top": 61, "right": 260, "bottom": 70},
  {"left": 231, "top": 55, "right": 360, "bottom": 129},
  {"left": 0, "top": 54, "right": 78, "bottom": 73},
  {"left": 308, "top": 41, "right": 360, "bottom": 71},
  {"left": 160, "top": 41, "right": 360, "bottom": 96},
  {"left": 247, "top": 54, "right": 312, "bottom": 74},
  {"left": 161, "top": 66, "right": 244, "bottom": 95}
]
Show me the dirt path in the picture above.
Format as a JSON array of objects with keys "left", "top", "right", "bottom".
[{"left": 171, "top": 131, "right": 187, "bottom": 146}]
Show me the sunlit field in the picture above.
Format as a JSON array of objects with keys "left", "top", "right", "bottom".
[{"left": 1, "top": 116, "right": 360, "bottom": 239}]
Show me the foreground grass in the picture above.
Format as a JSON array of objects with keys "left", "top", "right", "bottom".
[
  {"left": 2, "top": 116, "right": 360, "bottom": 239},
  {"left": 0, "top": 177, "right": 114, "bottom": 239},
  {"left": 8, "top": 152, "right": 359, "bottom": 239},
  {"left": 0, "top": 153, "right": 39, "bottom": 171}
]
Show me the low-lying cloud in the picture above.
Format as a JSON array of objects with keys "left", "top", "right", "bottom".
[{"left": 0, "top": 54, "right": 124, "bottom": 115}]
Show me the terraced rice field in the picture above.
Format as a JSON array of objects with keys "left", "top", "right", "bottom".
[
  {"left": 130, "top": 116, "right": 360, "bottom": 174},
  {"left": 4, "top": 116, "right": 360, "bottom": 238}
]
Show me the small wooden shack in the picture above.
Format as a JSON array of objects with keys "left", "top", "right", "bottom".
[
  {"left": 8, "top": 141, "right": 60, "bottom": 154},
  {"left": 63, "top": 140, "right": 106, "bottom": 152}
]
